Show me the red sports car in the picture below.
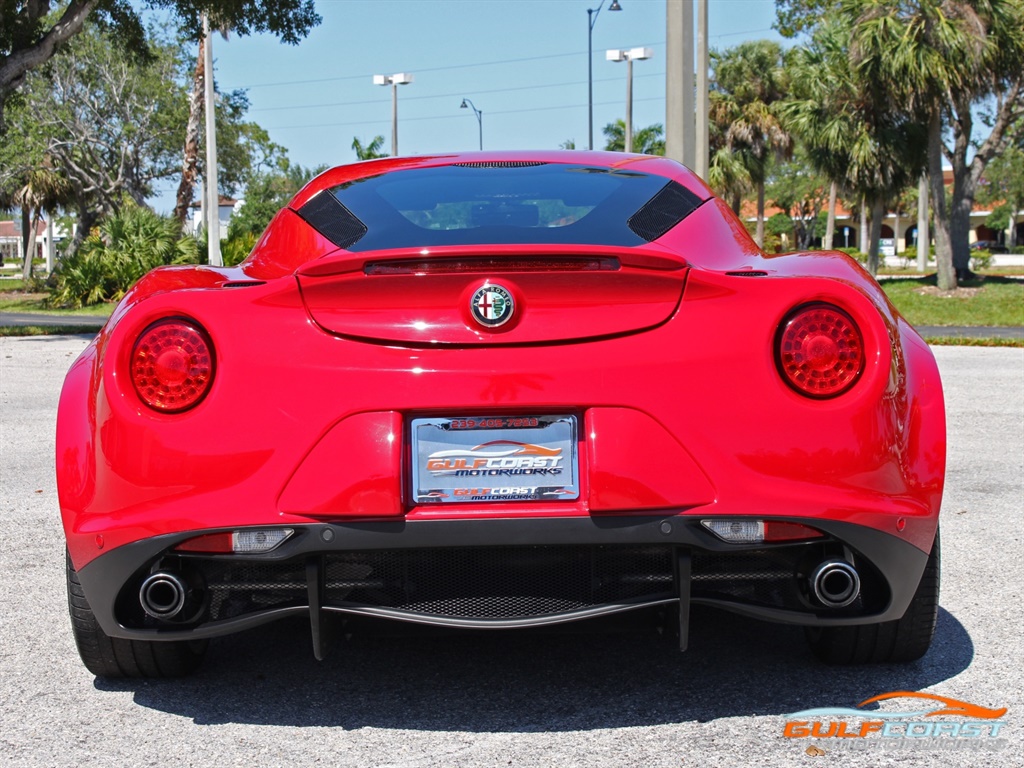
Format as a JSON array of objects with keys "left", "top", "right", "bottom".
[{"left": 57, "top": 151, "right": 944, "bottom": 677}]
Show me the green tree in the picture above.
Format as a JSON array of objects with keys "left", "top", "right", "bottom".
[
  {"left": 767, "top": 151, "right": 831, "bottom": 250},
  {"left": 978, "top": 137, "right": 1024, "bottom": 248},
  {"left": 778, "top": 17, "right": 926, "bottom": 274},
  {"left": 710, "top": 41, "right": 793, "bottom": 248},
  {"left": 351, "top": 135, "right": 388, "bottom": 161},
  {"left": 602, "top": 120, "right": 666, "bottom": 155},
  {"left": 0, "top": 0, "right": 320, "bottom": 131},
  {"left": 8, "top": 22, "right": 281, "bottom": 253},
  {"left": 14, "top": 24, "right": 188, "bottom": 249},
  {"left": 838, "top": 0, "right": 1024, "bottom": 287},
  {"left": 228, "top": 162, "right": 327, "bottom": 240}
]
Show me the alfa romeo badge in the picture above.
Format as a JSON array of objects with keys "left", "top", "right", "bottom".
[{"left": 470, "top": 284, "right": 515, "bottom": 327}]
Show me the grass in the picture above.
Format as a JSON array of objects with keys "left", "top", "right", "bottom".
[
  {"left": 920, "top": 335, "right": 1023, "bottom": 347},
  {"left": 879, "top": 274, "right": 1024, "bottom": 327},
  {"left": 879, "top": 265, "right": 1024, "bottom": 277},
  {"left": 0, "top": 325, "right": 97, "bottom": 337},
  {"left": 0, "top": 291, "right": 113, "bottom": 317}
]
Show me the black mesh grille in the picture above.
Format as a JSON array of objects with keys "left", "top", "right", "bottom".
[
  {"left": 204, "top": 560, "right": 307, "bottom": 620},
  {"left": 627, "top": 180, "right": 703, "bottom": 242},
  {"left": 451, "top": 161, "right": 548, "bottom": 168},
  {"left": 296, "top": 192, "right": 368, "bottom": 249},
  {"left": 324, "top": 546, "right": 675, "bottom": 619},
  {"left": 692, "top": 550, "right": 804, "bottom": 609}
]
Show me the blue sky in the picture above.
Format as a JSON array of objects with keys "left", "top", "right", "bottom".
[{"left": 155, "top": 0, "right": 787, "bottom": 211}]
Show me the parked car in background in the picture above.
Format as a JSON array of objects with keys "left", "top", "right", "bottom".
[{"left": 970, "top": 240, "right": 1008, "bottom": 253}]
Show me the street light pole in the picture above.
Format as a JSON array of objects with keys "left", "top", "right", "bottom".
[
  {"left": 607, "top": 47, "right": 653, "bottom": 154},
  {"left": 587, "top": 0, "right": 622, "bottom": 151},
  {"left": 373, "top": 73, "right": 414, "bottom": 156},
  {"left": 202, "top": 13, "right": 221, "bottom": 266},
  {"left": 460, "top": 99, "right": 483, "bottom": 150}
]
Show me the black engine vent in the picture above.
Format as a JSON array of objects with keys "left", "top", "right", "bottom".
[
  {"left": 296, "top": 192, "right": 368, "bottom": 249},
  {"left": 627, "top": 181, "right": 703, "bottom": 242},
  {"left": 725, "top": 271, "right": 769, "bottom": 277},
  {"left": 452, "top": 161, "right": 548, "bottom": 168}
]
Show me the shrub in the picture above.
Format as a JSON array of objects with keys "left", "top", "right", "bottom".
[
  {"left": 970, "top": 249, "right": 994, "bottom": 272},
  {"left": 222, "top": 232, "right": 258, "bottom": 267},
  {"left": 49, "top": 207, "right": 199, "bottom": 308}
]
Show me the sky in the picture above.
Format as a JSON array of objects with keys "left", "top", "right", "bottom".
[{"left": 154, "top": 0, "right": 788, "bottom": 212}]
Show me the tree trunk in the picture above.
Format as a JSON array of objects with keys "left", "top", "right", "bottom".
[
  {"left": 866, "top": 197, "right": 883, "bottom": 276},
  {"left": 20, "top": 208, "right": 35, "bottom": 281},
  {"left": 755, "top": 180, "right": 765, "bottom": 248},
  {"left": 0, "top": 1, "right": 100, "bottom": 131},
  {"left": 949, "top": 173, "right": 975, "bottom": 277},
  {"left": 173, "top": 36, "right": 206, "bottom": 227},
  {"left": 68, "top": 205, "right": 98, "bottom": 257},
  {"left": 916, "top": 174, "right": 929, "bottom": 273},
  {"left": 824, "top": 181, "right": 836, "bottom": 250},
  {"left": 927, "top": 112, "right": 956, "bottom": 290}
]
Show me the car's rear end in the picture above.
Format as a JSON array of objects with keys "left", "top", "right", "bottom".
[{"left": 57, "top": 153, "right": 944, "bottom": 675}]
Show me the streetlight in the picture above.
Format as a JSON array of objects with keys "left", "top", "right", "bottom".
[
  {"left": 373, "top": 73, "right": 414, "bottom": 156},
  {"left": 606, "top": 47, "right": 653, "bottom": 153},
  {"left": 460, "top": 98, "right": 483, "bottom": 150},
  {"left": 587, "top": 0, "right": 622, "bottom": 151}
]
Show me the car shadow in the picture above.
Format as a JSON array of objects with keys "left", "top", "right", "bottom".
[{"left": 97, "top": 605, "right": 973, "bottom": 731}]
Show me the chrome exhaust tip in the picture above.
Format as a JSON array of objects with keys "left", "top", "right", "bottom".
[
  {"left": 810, "top": 559, "right": 861, "bottom": 608},
  {"left": 139, "top": 572, "right": 188, "bottom": 620}
]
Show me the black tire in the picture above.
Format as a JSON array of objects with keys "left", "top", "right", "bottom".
[
  {"left": 66, "top": 550, "right": 207, "bottom": 678},
  {"left": 804, "top": 528, "right": 940, "bottom": 665}
]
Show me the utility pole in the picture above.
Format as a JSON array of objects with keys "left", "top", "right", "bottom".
[
  {"left": 665, "top": 0, "right": 695, "bottom": 168},
  {"left": 203, "top": 14, "right": 222, "bottom": 267},
  {"left": 695, "top": 0, "right": 709, "bottom": 179}
]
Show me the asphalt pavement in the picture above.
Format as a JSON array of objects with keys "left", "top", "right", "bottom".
[{"left": 0, "top": 338, "right": 1021, "bottom": 767}]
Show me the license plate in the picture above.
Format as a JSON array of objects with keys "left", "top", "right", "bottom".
[{"left": 410, "top": 415, "right": 579, "bottom": 504}]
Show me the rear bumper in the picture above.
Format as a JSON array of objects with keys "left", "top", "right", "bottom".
[{"left": 77, "top": 515, "right": 931, "bottom": 648}]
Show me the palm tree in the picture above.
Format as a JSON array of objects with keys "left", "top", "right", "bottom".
[
  {"left": 779, "top": 18, "right": 926, "bottom": 274},
  {"left": 602, "top": 120, "right": 665, "bottom": 155},
  {"left": 13, "top": 161, "right": 73, "bottom": 280},
  {"left": 711, "top": 41, "right": 792, "bottom": 247},
  {"left": 352, "top": 136, "right": 388, "bottom": 161},
  {"left": 845, "top": 0, "right": 1024, "bottom": 288}
]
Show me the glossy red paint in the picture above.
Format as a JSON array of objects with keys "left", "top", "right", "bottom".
[
  {"left": 298, "top": 247, "right": 686, "bottom": 345},
  {"left": 56, "top": 152, "right": 944, "bottom": 657}
]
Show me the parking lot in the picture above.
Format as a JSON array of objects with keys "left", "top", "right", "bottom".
[{"left": 1, "top": 336, "right": 1021, "bottom": 767}]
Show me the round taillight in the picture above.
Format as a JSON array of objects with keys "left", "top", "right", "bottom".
[
  {"left": 130, "top": 318, "right": 215, "bottom": 412},
  {"left": 776, "top": 304, "right": 864, "bottom": 398}
]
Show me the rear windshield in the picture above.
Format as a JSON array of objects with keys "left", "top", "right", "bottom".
[{"left": 323, "top": 163, "right": 678, "bottom": 250}]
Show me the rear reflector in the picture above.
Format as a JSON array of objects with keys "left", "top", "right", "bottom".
[
  {"left": 174, "top": 528, "right": 294, "bottom": 554},
  {"left": 130, "top": 318, "right": 214, "bottom": 412},
  {"left": 701, "top": 519, "right": 824, "bottom": 544},
  {"left": 701, "top": 520, "right": 764, "bottom": 544},
  {"left": 776, "top": 303, "right": 864, "bottom": 398}
]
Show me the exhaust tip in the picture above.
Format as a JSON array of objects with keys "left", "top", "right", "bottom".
[
  {"left": 139, "top": 572, "right": 188, "bottom": 620},
  {"left": 810, "top": 559, "right": 861, "bottom": 608}
]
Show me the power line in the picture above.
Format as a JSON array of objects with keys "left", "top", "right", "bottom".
[
  {"left": 264, "top": 95, "right": 664, "bottom": 132},
  {"left": 228, "top": 44, "right": 663, "bottom": 91},
  {"left": 248, "top": 71, "right": 664, "bottom": 113}
]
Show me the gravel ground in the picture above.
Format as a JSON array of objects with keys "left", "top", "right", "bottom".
[{"left": 1, "top": 337, "right": 1021, "bottom": 768}]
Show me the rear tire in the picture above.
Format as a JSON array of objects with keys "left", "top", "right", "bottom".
[
  {"left": 804, "top": 528, "right": 940, "bottom": 665},
  {"left": 66, "top": 550, "right": 207, "bottom": 678}
]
